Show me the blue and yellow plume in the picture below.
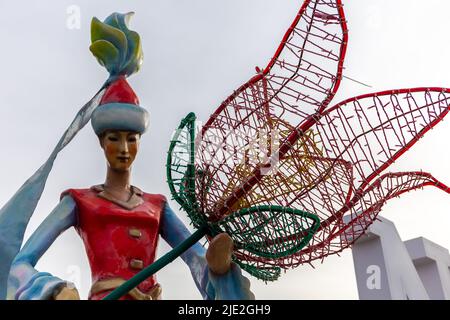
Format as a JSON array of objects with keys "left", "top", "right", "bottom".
[{"left": 90, "top": 12, "right": 143, "bottom": 77}]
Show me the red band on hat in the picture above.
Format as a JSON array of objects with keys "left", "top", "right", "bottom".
[{"left": 100, "top": 76, "right": 140, "bottom": 105}]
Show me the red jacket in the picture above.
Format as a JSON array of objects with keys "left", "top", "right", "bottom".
[{"left": 62, "top": 185, "right": 166, "bottom": 300}]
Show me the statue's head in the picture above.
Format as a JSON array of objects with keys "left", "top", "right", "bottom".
[
  {"left": 89, "top": 12, "right": 148, "bottom": 172},
  {"left": 99, "top": 130, "right": 140, "bottom": 171},
  {"left": 91, "top": 76, "right": 149, "bottom": 172}
]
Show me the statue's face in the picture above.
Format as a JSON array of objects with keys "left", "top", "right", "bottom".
[{"left": 100, "top": 130, "right": 140, "bottom": 171}]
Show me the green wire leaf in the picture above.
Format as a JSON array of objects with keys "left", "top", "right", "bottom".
[
  {"left": 213, "top": 205, "right": 320, "bottom": 259},
  {"left": 166, "top": 112, "right": 206, "bottom": 227},
  {"left": 233, "top": 260, "right": 281, "bottom": 282}
]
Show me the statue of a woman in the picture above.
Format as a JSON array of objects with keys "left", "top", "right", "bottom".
[{"left": 3, "top": 13, "right": 253, "bottom": 300}]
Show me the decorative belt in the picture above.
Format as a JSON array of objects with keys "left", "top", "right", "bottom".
[{"left": 90, "top": 278, "right": 162, "bottom": 300}]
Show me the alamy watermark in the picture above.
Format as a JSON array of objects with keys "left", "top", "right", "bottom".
[
  {"left": 66, "top": 5, "right": 81, "bottom": 30},
  {"left": 65, "top": 264, "right": 82, "bottom": 292},
  {"left": 366, "top": 264, "right": 381, "bottom": 290},
  {"left": 171, "top": 119, "right": 282, "bottom": 177}
]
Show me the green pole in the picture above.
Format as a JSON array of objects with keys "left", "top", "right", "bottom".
[{"left": 103, "top": 226, "right": 208, "bottom": 300}]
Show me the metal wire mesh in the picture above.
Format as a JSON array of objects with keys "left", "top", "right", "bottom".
[{"left": 167, "top": 0, "right": 450, "bottom": 280}]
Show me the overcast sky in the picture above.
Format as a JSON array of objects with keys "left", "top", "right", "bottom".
[{"left": 0, "top": 0, "right": 449, "bottom": 300}]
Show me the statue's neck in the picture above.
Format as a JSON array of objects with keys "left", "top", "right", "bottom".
[{"left": 104, "top": 167, "right": 131, "bottom": 192}]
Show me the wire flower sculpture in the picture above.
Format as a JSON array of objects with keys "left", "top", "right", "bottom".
[{"left": 105, "top": 0, "right": 450, "bottom": 298}]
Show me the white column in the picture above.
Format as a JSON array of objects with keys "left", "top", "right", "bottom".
[
  {"left": 404, "top": 237, "right": 450, "bottom": 300},
  {"left": 346, "top": 215, "right": 429, "bottom": 299}
]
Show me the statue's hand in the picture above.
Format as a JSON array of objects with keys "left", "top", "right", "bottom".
[
  {"left": 204, "top": 234, "right": 255, "bottom": 300},
  {"left": 205, "top": 233, "right": 234, "bottom": 275},
  {"left": 53, "top": 285, "right": 80, "bottom": 300}
]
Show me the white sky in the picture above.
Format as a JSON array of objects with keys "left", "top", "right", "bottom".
[{"left": 0, "top": 0, "right": 449, "bottom": 300}]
